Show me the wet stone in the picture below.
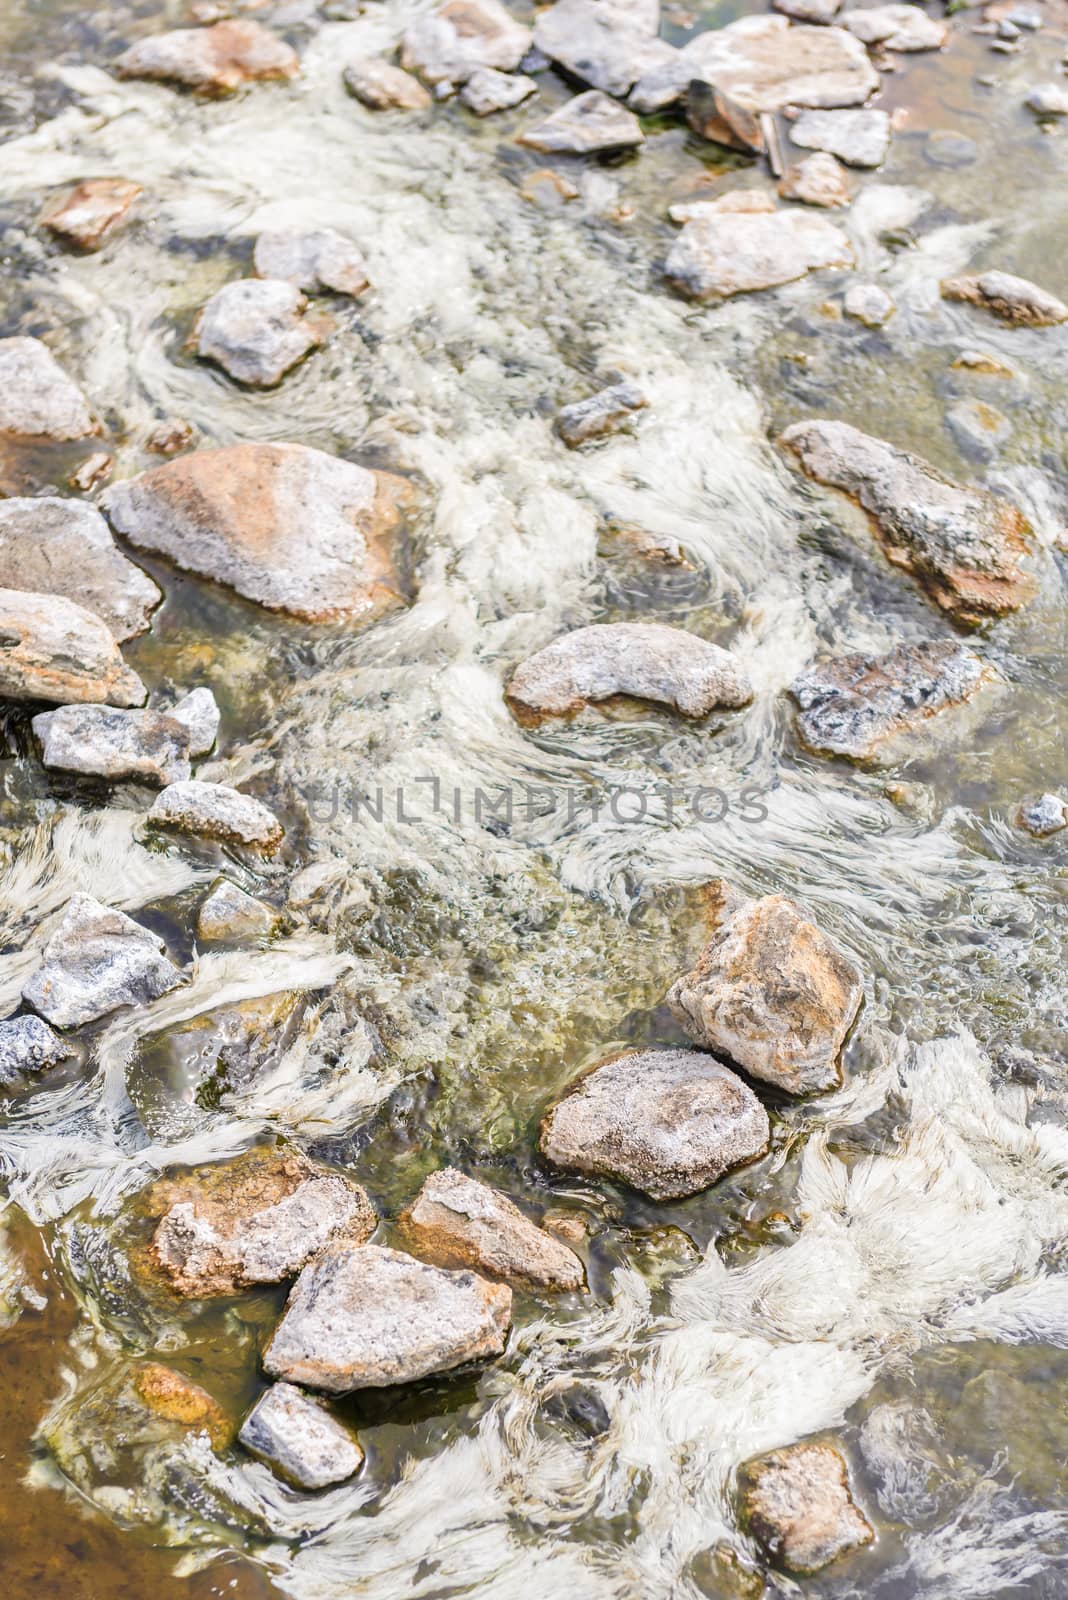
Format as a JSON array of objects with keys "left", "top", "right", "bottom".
[
  {"left": 0, "top": 337, "right": 95, "bottom": 441},
  {"left": 779, "top": 151, "right": 852, "bottom": 208},
  {"left": 1026, "top": 82, "right": 1068, "bottom": 117},
  {"left": 0, "top": 1016, "right": 72, "bottom": 1086},
  {"left": 773, "top": 0, "right": 841, "bottom": 19},
  {"left": 343, "top": 57, "right": 432, "bottom": 110},
  {"left": 147, "top": 780, "right": 284, "bottom": 851},
  {"left": 147, "top": 417, "right": 195, "bottom": 455},
  {"left": 668, "top": 887, "right": 863, "bottom": 1094},
  {"left": 924, "top": 129, "right": 978, "bottom": 167},
  {"left": 253, "top": 228, "right": 369, "bottom": 297},
  {"left": 1016, "top": 793, "right": 1068, "bottom": 836},
  {"left": 401, "top": 0, "right": 532, "bottom": 86},
  {"left": 555, "top": 381, "right": 648, "bottom": 446},
  {"left": 460, "top": 67, "right": 538, "bottom": 114},
  {"left": 40, "top": 178, "right": 142, "bottom": 251},
  {"left": 195, "top": 279, "right": 325, "bottom": 387},
  {"left": 539, "top": 1048, "right": 770, "bottom": 1200},
  {"left": 263, "top": 1242, "right": 513, "bottom": 1391},
  {"left": 115, "top": 20, "right": 300, "bottom": 94},
  {"left": 740, "top": 1442, "right": 873, "bottom": 1575},
  {"left": 669, "top": 190, "right": 776, "bottom": 222},
  {"left": 666, "top": 209, "right": 852, "bottom": 301},
  {"left": 533, "top": 0, "right": 674, "bottom": 98},
  {"left": 398, "top": 1168, "right": 585, "bottom": 1291},
  {"left": 68, "top": 451, "right": 113, "bottom": 494},
  {"left": 778, "top": 418, "right": 1033, "bottom": 624},
  {"left": 789, "top": 640, "right": 991, "bottom": 761},
  {"left": 0, "top": 498, "right": 160, "bottom": 642},
  {"left": 951, "top": 348, "right": 1016, "bottom": 377},
  {"left": 148, "top": 1147, "right": 376, "bottom": 1297},
  {"left": 506, "top": 621, "right": 752, "bottom": 720},
  {"left": 840, "top": 4, "right": 946, "bottom": 49},
  {"left": 941, "top": 269, "right": 1068, "bottom": 327},
  {"left": 945, "top": 397, "right": 1011, "bottom": 461},
  {"left": 0, "top": 589, "right": 146, "bottom": 707},
  {"left": 134, "top": 1364, "right": 230, "bottom": 1449},
  {"left": 518, "top": 90, "right": 644, "bottom": 154},
  {"left": 520, "top": 166, "right": 579, "bottom": 206},
  {"left": 31, "top": 704, "right": 191, "bottom": 787},
  {"left": 23, "top": 893, "right": 182, "bottom": 1029},
  {"left": 196, "top": 879, "right": 279, "bottom": 942},
  {"left": 167, "top": 687, "right": 220, "bottom": 757},
  {"left": 239, "top": 1382, "right": 363, "bottom": 1489},
  {"left": 844, "top": 282, "right": 894, "bottom": 325},
  {"left": 790, "top": 108, "right": 890, "bottom": 169}
]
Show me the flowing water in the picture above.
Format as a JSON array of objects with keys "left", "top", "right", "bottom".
[{"left": 1, "top": 0, "right": 1068, "bottom": 1593}]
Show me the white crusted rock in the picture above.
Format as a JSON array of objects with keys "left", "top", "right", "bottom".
[
  {"left": 844, "top": 282, "right": 894, "bottom": 325},
  {"left": 115, "top": 20, "right": 299, "bottom": 93},
  {"left": 401, "top": 0, "right": 532, "bottom": 85},
  {"left": 1016, "top": 793, "right": 1068, "bottom": 836},
  {"left": 239, "top": 1383, "right": 363, "bottom": 1489},
  {"left": 148, "top": 780, "right": 284, "bottom": 850},
  {"left": 941, "top": 270, "right": 1068, "bottom": 328},
  {"left": 555, "top": 381, "right": 648, "bottom": 445},
  {"left": 518, "top": 91, "right": 644, "bottom": 154},
  {"left": 779, "top": 151, "right": 852, "bottom": 208},
  {"left": 534, "top": 0, "right": 674, "bottom": 98},
  {"left": 196, "top": 879, "right": 279, "bottom": 942},
  {"left": 343, "top": 57, "right": 432, "bottom": 110},
  {"left": 23, "top": 894, "right": 182, "bottom": 1028},
  {"left": 0, "top": 498, "right": 160, "bottom": 642},
  {"left": 167, "top": 687, "right": 220, "bottom": 757},
  {"left": 0, "top": 1016, "right": 73, "bottom": 1085},
  {"left": 666, "top": 209, "right": 852, "bottom": 300},
  {"left": 741, "top": 1443, "right": 873, "bottom": 1574},
  {"left": 0, "top": 589, "right": 145, "bottom": 707},
  {"left": 0, "top": 337, "right": 95, "bottom": 440},
  {"left": 32, "top": 704, "right": 191, "bottom": 786},
  {"left": 790, "top": 108, "right": 891, "bottom": 168},
  {"left": 253, "top": 228, "right": 369, "bottom": 298},
  {"left": 398, "top": 1169, "right": 585, "bottom": 1291},
  {"left": 460, "top": 67, "right": 538, "bottom": 114},
  {"left": 840, "top": 4, "right": 946, "bottom": 50},
  {"left": 40, "top": 178, "right": 142, "bottom": 251},
  {"left": 195, "top": 279, "right": 324, "bottom": 387}
]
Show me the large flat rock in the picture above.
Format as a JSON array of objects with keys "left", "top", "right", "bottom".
[
  {"left": 23, "top": 893, "right": 182, "bottom": 1028},
  {"left": 398, "top": 1168, "right": 585, "bottom": 1291},
  {"left": 790, "top": 108, "right": 891, "bottom": 169},
  {"left": 534, "top": 0, "right": 675, "bottom": 98},
  {"left": 0, "top": 589, "right": 146, "bottom": 707},
  {"left": 518, "top": 90, "right": 644, "bottom": 154},
  {"left": 115, "top": 20, "right": 299, "bottom": 94},
  {"left": 32, "top": 704, "right": 191, "bottom": 786},
  {"left": 666, "top": 209, "right": 852, "bottom": 300},
  {"left": 0, "top": 498, "right": 160, "bottom": 642},
  {"left": 147, "top": 779, "right": 284, "bottom": 850},
  {"left": 0, "top": 337, "right": 96, "bottom": 441}
]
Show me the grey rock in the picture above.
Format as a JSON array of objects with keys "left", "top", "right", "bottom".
[
  {"left": 923, "top": 129, "right": 978, "bottom": 167},
  {"left": 506, "top": 621, "right": 752, "bottom": 720},
  {"left": 790, "top": 107, "right": 890, "bottom": 168},
  {"left": 197, "top": 879, "right": 279, "bottom": 942},
  {"left": 668, "top": 190, "right": 777, "bottom": 222},
  {"left": 533, "top": 0, "right": 675, "bottom": 98},
  {"left": 147, "top": 780, "right": 284, "bottom": 850},
  {"left": 773, "top": 0, "right": 842, "bottom": 19},
  {"left": 398, "top": 1168, "right": 585, "bottom": 1292},
  {"left": 0, "top": 589, "right": 146, "bottom": 707},
  {"left": 518, "top": 89, "right": 644, "bottom": 153},
  {"left": 253, "top": 228, "right": 369, "bottom": 297},
  {"left": 539, "top": 1048, "right": 770, "bottom": 1200},
  {"left": 239, "top": 1383, "right": 363, "bottom": 1489},
  {"left": 115, "top": 19, "right": 300, "bottom": 93},
  {"left": 1016, "top": 793, "right": 1068, "bottom": 836},
  {"left": 779, "top": 150, "right": 852, "bottom": 207},
  {"left": 840, "top": 4, "right": 946, "bottom": 49},
  {"left": 32, "top": 704, "right": 191, "bottom": 786},
  {"left": 1026, "top": 82, "right": 1068, "bottom": 116},
  {"left": 741, "top": 1442, "right": 873, "bottom": 1574},
  {"left": 460, "top": 67, "right": 538, "bottom": 114},
  {"left": 0, "top": 498, "right": 160, "bottom": 643},
  {"left": 945, "top": 397, "right": 1011, "bottom": 461},
  {"left": 778, "top": 419, "right": 1033, "bottom": 624},
  {"left": 0, "top": 1016, "right": 72, "bottom": 1085},
  {"left": 0, "top": 337, "right": 95, "bottom": 441},
  {"left": 401, "top": 0, "right": 532, "bottom": 85},
  {"left": 23, "top": 893, "right": 182, "bottom": 1028},
  {"left": 844, "top": 282, "right": 894, "bottom": 325},
  {"left": 555, "top": 381, "right": 648, "bottom": 446},
  {"left": 168, "top": 687, "right": 220, "bottom": 757},
  {"left": 195, "top": 279, "right": 324, "bottom": 387},
  {"left": 941, "top": 269, "right": 1068, "bottom": 327},
  {"left": 666, "top": 209, "right": 852, "bottom": 301},
  {"left": 263, "top": 1242, "right": 513, "bottom": 1391},
  {"left": 790, "top": 640, "right": 991, "bottom": 761},
  {"left": 343, "top": 57, "right": 432, "bottom": 110}
]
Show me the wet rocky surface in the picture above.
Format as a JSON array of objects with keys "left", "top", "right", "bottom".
[{"left": 398, "top": 1167, "right": 586, "bottom": 1290}]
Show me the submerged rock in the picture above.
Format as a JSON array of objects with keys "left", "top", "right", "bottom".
[
  {"left": 23, "top": 894, "right": 182, "bottom": 1029},
  {"left": 195, "top": 279, "right": 325, "bottom": 387},
  {"left": 533, "top": 0, "right": 673, "bottom": 98},
  {"left": 555, "top": 381, "right": 648, "bottom": 446},
  {"left": 0, "top": 589, "right": 146, "bottom": 707},
  {"left": 0, "top": 1016, "right": 72, "bottom": 1085},
  {"left": 102, "top": 443, "right": 406, "bottom": 624},
  {"left": 740, "top": 1443, "right": 873, "bottom": 1574},
  {"left": 263, "top": 1243, "right": 513, "bottom": 1391},
  {"left": 1025, "top": 82, "right": 1068, "bottom": 117},
  {"left": 666, "top": 209, "right": 852, "bottom": 301},
  {"left": 148, "top": 780, "right": 284, "bottom": 850},
  {"left": 148, "top": 1148, "right": 376, "bottom": 1297},
  {"left": 167, "top": 687, "right": 220, "bottom": 757},
  {"left": 398, "top": 1168, "right": 585, "bottom": 1291},
  {"left": 239, "top": 1382, "right": 363, "bottom": 1489},
  {"left": 31, "top": 704, "right": 191, "bottom": 786},
  {"left": 1015, "top": 793, "right": 1068, "bottom": 836},
  {"left": 790, "top": 640, "right": 991, "bottom": 761},
  {"left": 518, "top": 90, "right": 644, "bottom": 154},
  {"left": 253, "top": 228, "right": 370, "bottom": 297},
  {"left": 778, "top": 419, "right": 1034, "bottom": 624},
  {"left": 843, "top": 282, "right": 894, "bottom": 325},
  {"left": 506, "top": 621, "right": 752, "bottom": 721},
  {"left": 779, "top": 151, "right": 852, "bottom": 208},
  {"left": 401, "top": 0, "right": 532, "bottom": 85},
  {"left": 941, "top": 270, "right": 1068, "bottom": 327},
  {"left": 134, "top": 1364, "right": 230, "bottom": 1448},
  {"left": 945, "top": 397, "right": 1010, "bottom": 461},
  {"left": 40, "top": 178, "right": 142, "bottom": 251},
  {"left": 0, "top": 498, "right": 160, "bottom": 642},
  {"left": 539, "top": 1048, "right": 770, "bottom": 1200},
  {"left": 196, "top": 879, "right": 279, "bottom": 942},
  {"left": 343, "top": 57, "right": 432, "bottom": 110},
  {"left": 0, "top": 337, "right": 95, "bottom": 441},
  {"left": 790, "top": 108, "right": 890, "bottom": 168},
  {"left": 115, "top": 20, "right": 300, "bottom": 94},
  {"left": 668, "top": 888, "right": 863, "bottom": 1094},
  {"left": 460, "top": 67, "right": 538, "bottom": 114},
  {"left": 840, "top": 4, "right": 946, "bottom": 49}
]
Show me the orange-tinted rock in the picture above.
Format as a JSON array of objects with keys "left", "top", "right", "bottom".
[
  {"left": 134, "top": 1363, "right": 230, "bottom": 1448},
  {"left": 740, "top": 1442, "right": 873, "bottom": 1574},
  {"left": 398, "top": 1168, "right": 585, "bottom": 1291},
  {"left": 40, "top": 179, "right": 142, "bottom": 252},
  {"left": 115, "top": 20, "right": 299, "bottom": 95}
]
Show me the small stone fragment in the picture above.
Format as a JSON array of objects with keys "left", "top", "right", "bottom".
[
  {"left": 147, "top": 418, "right": 195, "bottom": 455},
  {"left": 507, "top": 621, "right": 752, "bottom": 721},
  {"left": 343, "top": 57, "right": 432, "bottom": 110},
  {"left": 147, "top": 780, "right": 284, "bottom": 850},
  {"left": 263, "top": 1243, "right": 512, "bottom": 1391},
  {"left": 0, "top": 1016, "right": 72, "bottom": 1085},
  {"left": 197, "top": 879, "right": 279, "bottom": 942},
  {"left": 924, "top": 129, "right": 978, "bottom": 167},
  {"left": 779, "top": 151, "right": 852, "bottom": 207},
  {"left": 951, "top": 348, "right": 1015, "bottom": 377},
  {"left": 0, "top": 498, "right": 160, "bottom": 642},
  {"left": 31, "top": 704, "right": 191, "bottom": 786},
  {"left": 518, "top": 89, "right": 644, "bottom": 153},
  {"left": 460, "top": 67, "right": 538, "bottom": 114},
  {"left": 23, "top": 893, "right": 182, "bottom": 1029},
  {"left": 540, "top": 1048, "right": 770, "bottom": 1200},
  {"left": 773, "top": 0, "right": 841, "bottom": 19},
  {"left": 195, "top": 279, "right": 324, "bottom": 387},
  {"left": 668, "top": 888, "right": 863, "bottom": 1094},
  {"left": 398, "top": 1168, "right": 585, "bottom": 1292},
  {"left": 790, "top": 107, "right": 890, "bottom": 168},
  {"left": 519, "top": 167, "right": 579, "bottom": 205},
  {"left": 253, "top": 228, "right": 369, "bottom": 298},
  {"left": 844, "top": 282, "right": 894, "bottom": 325},
  {"left": 555, "top": 381, "right": 647, "bottom": 446},
  {"left": 941, "top": 269, "right": 1068, "bottom": 327},
  {"left": 40, "top": 179, "right": 142, "bottom": 252},
  {"left": 239, "top": 1382, "right": 363, "bottom": 1489},
  {"left": 666, "top": 209, "right": 852, "bottom": 301},
  {"left": 1026, "top": 82, "right": 1068, "bottom": 117},
  {"left": 1015, "top": 793, "right": 1068, "bottom": 836},
  {"left": 167, "top": 687, "right": 220, "bottom": 756},
  {"left": 68, "top": 451, "right": 114, "bottom": 493},
  {"left": 401, "top": 0, "right": 532, "bottom": 85},
  {"left": 134, "top": 1364, "right": 230, "bottom": 1448},
  {"left": 0, "top": 589, "right": 146, "bottom": 707},
  {"left": 0, "top": 337, "right": 95, "bottom": 441},
  {"left": 840, "top": 3, "right": 946, "bottom": 48},
  {"left": 740, "top": 1443, "right": 873, "bottom": 1574},
  {"left": 534, "top": 0, "right": 674, "bottom": 98},
  {"left": 115, "top": 20, "right": 299, "bottom": 94},
  {"left": 945, "top": 397, "right": 1011, "bottom": 461}
]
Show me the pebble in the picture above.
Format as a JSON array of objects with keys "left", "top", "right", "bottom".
[
  {"left": 0, "top": 1016, "right": 72, "bottom": 1086},
  {"left": 778, "top": 151, "right": 853, "bottom": 208},
  {"left": 0, "top": 589, "right": 146, "bottom": 707},
  {"left": 945, "top": 397, "right": 1011, "bottom": 460},
  {"left": 31, "top": 704, "right": 192, "bottom": 787},
  {"left": 195, "top": 279, "right": 325, "bottom": 387},
  {"left": 239, "top": 1383, "right": 363, "bottom": 1489},
  {"left": 555, "top": 380, "right": 648, "bottom": 446},
  {"left": 147, "top": 780, "right": 285, "bottom": 850},
  {"left": 0, "top": 498, "right": 160, "bottom": 642},
  {"left": 460, "top": 67, "right": 538, "bottom": 114},
  {"left": 40, "top": 178, "right": 142, "bottom": 251},
  {"left": 518, "top": 89, "right": 644, "bottom": 154},
  {"left": 23, "top": 893, "right": 182, "bottom": 1028},
  {"left": 844, "top": 282, "right": 895, "bottom": 325},
  {"left": 740, "top": 1442, "right": 873, "bottom": 1574},
  {"left": 134, "top": 1364, "right": 230, "bottom": 1449},
  {"left": 398, "top": 1168, "right": 585, "bottom": 1291},
  {"left": 840, "top": 4, "right": 947, "bottom": 49},
  {"left": 1016, "top": 793, "right": 1068, "bottom": 835},
  {"left": 196, "top": 879, "right": 279, "bottom": 942},
  {"left": 343, "top": 57, "right": 432, "bottom": 110},
  {"left": 923, "top": 129, "right": 979, "bottom": 167},
  {"left": 773, "top": 0, "right": 842, "bottom": 19},
  {"left": 0, "top": 337, "right": 95, "bottom": 441},
  {"left": 253, "top": 228, "right": 369, "bottom": 297},
  {"left": 1026, "top": 82, "right": 1068, "bottom": 115},
  {"left": 115, "top": 20, "right": 299, "bottom": 94},
  {"left": 167, "top": 687, "right": 220, "bottom": 756}
]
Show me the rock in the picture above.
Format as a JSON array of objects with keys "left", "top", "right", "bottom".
[
  {"left": 343, "top": 57, "right": 432, "bottom": 110},
  {"left": 147, "top": 780, "right": 284, "bottom": 850},
  {"left": 68, "top": 451, "right": 114, "bottom": 493},
  {"left": 147, "top": 418, "right": 195, "bottom": 455},
  {"left": 668, "top": 190, "right": 777, "bottom": 222},
  {"left": 195, "top": 279, "right": 324, "bottom": 387},
  {"left": 1016, "top": 793, "right": 1068, "bottom": 836},
  {"left": 668, "top": 889, "right": 863, "bottom": 1094},
  {"left": 40, "top": 179, "right": 142, "bottom": 252},
  {"left": 239, "top": 1382, "right": 363, "bottom": 1489},
  {"left": 533, "top": 0, "right": 674, "bottom": 98},
  {"left": 555, "top": 381, "right": 648, "bottom": 446},
  {"left": 0, "top": 337, "right": 95, "bottom": 441},
  {"left": 401, "top": 0, "right": 532, "bottom": 85},
  {"left": 102, "top": 443, "right": 406, "bottom": 624},
  {"left": 740, "top": 1443, "right": 873, "bottom": 1575},
  {"left": 779, "top": 151, "right": 852, "bottom": 207},
  {"left": 197, "top": 879, "right": 279, "bottom": 942},
  {"left": 844, "top": 282, "right": 894, "bottom": 325},
  {"left": 941, "top": 270, "right": 1068, "bottom": 327},
  {"left": 31, "top": 704, "right": 191, "bottom": 786},
  {"left": 148, "top": 1148, "right": 376, "bottom": 1297},
  {"left": 686, "top": 80, "right": 768, "bottom": 154},
  {"left": 253, "top": 228, "right": 369, "bottom": 297},
  {"left": 506, "top": 622, "right": 752, "bottom": 721},
  {"left": 0, "top": 1016, "right": 72, "bottom": 1086},
  {"left": 23, "top": 893, "right": 182, "bottom": 1029},
  {"left": 924, "top": 129, "right": 977, "bottom": 168},
  {"left": 460, "top": 67, "right": 538, "bottom": 113},
  {"left": 1026, "top": 82, "right": 1068, "bottom": 117},
  {"left": 263, "top": 1243, "right": 512, "bottom": 1391},
  {"left": 167, "top": 687, "right": 220, "bottom": 756},
  {"left": 519, "top": 167, "right": 580, "bottom": 206},
  {"left": 0, "top": 589, "right": 146, "bottom": 707},
  {"left": 945, "top": 397, "right": 1010, "bottom": 461},
  {"left": 134, "top": 1364, "right": 230, "bottom": 1448},
  {"left": 773, "top": 0, "right": 841, "bottom": 19},
  {"left": 840, "top": 4, "right": 946, "bottom": 48},
  {"left": 0, "top": 498, "right": 160, "bottom": 643},
  {"left": 665, "top": 209, "right": 852, "bottom": 301},
  {"left": 518, "top": 90, "right": 644, "bottom": 154},
  {"left": 398, "top": 1168, "right": 585, "bottom": 1292},
  {"left": 951, "top": 348, "right": 1015, "bottom": 378},
  {"left": 790, "top": 107, "right": 890, "bottom": 167},
  {"left": 539, "top": 1048, "right": 770, "bottom": 1200},
  {"left": 789, "top": 640, "right": 991, "bottom": 761},
  {"left": 115, "top": 20, "right": 300, "bottom": 94}
]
